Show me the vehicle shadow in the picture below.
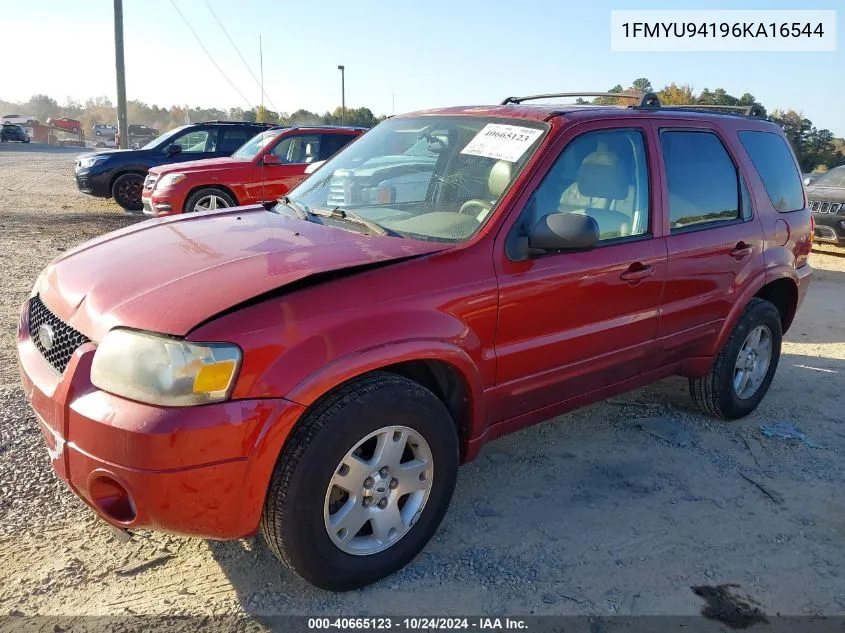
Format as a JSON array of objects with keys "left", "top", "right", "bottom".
[{"left": 206, "top": 351, "right": 845, "bottom": 615}]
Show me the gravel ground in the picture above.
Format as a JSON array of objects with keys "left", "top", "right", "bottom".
[{"left": 0, "top": 145, "right": 844, "bottom": 618}]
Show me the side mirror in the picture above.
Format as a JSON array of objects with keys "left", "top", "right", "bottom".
[
  {"left": 166, "top": 144, "right": 182, "bottom": 157},
  {"left": 263, "top": 154, "right": 282, "bottom": 166},
  {"left": 528, "top": 213, "right": 599, "bottom": 253}
]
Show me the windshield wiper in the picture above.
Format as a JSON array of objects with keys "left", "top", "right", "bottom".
[
  {"left": 269, "top": 196, "right": 312, "bottom": 222},
  {"left": 310, "top": 207, "right": 398, "bottom": 237}
]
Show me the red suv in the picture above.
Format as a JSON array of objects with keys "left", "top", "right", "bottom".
[
  {"left": 18, "top": 92, "right": 812, "bottom": 591},
  {"left": 46, "top": 117, "right": 82, "bottom": 133},
  {"left": 141, "top": 125, "right": 364, "bottom": 215}
]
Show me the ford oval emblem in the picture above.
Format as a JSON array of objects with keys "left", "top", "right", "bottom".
[{"left": 37, "top": 324, "right": 56, "bottom": 351}]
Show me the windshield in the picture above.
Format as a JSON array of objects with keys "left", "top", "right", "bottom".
[
  {"left": 141, "top": 125, "right": 187, "bottom": 150},
  {"left": 232, "top": 129, "right": 285, "bottom": 160},
  {"left": 287, "top": 116, "right": 547, "bottom": 242},
  {"left": 813, "top": 167, "right": 845, "bottom": 188}
]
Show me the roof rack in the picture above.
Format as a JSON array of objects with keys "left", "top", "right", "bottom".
[
  {"left": 654, "top": 104, "right": 766, "bottom": 117},
  {"left": 501, "top": 92, "right": 654, "bottom": 106},
  {"left": 502, "top": 91, "right": 765, "bottom": 118},
  {"left": 201, "top": 120, "right": 278, "bottom": 125}
]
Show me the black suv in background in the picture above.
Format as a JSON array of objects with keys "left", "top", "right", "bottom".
[
  {"left": 75, "top": 121, "right": 274, "bottom": 211},
  {"left": 115, "top": 124, "right": 159, "bottom": 148},
  {"left": 1, "top": 122, "right": 30, "bottom": 143},
  {"left": 807, "top": 165, "right": 845, "bottom": 246}
]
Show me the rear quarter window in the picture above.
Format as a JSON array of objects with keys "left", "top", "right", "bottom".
[{"left": 738, "top": 130, "right": 804, "bottom": 212}]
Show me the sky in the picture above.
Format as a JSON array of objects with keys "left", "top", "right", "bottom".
[{"left": 0, "top": 0, "right": 842, "bottom": 134}]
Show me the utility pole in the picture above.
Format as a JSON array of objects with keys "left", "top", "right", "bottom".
[
  {"left": 260, "top": 35, "right": 264, "bottom": 120},
  {"left": 337, "top": 65, "right": 345, "bottom": 125},
  {"left": 114, "top": 0, "right": 128, "bottom": 149}
]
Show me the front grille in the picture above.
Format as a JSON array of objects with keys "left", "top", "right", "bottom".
[
  {"left": 810, "top": 199, "right": 843, "bottom": 214},
  {"left": 28, "top": 295, "right": 89, "bottom": 374},
  {"left": 143, "top": 173, "right": 159, "bottom": 191}
]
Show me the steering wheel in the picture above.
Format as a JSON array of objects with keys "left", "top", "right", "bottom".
[{"left": 459, "top": 199, "right": 493, "bottom": 216}]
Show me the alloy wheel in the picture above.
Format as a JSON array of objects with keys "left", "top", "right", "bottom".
[
  {"left": 324, "top": 425, "right": 433, "bottom": 556},
  {"left": 733, "top": 325, "right": 773, "bottom": 399},
  {"left": 192, "top": 195, "right": 230, "bottom": 212}
]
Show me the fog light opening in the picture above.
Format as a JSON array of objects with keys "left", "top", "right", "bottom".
[{"left": 89, "top": 476, "right": 136, "bottom": 524}]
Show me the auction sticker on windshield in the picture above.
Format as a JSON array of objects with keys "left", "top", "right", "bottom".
[{"left": 460, "top": 124, "right": 544, "bottom": 162}]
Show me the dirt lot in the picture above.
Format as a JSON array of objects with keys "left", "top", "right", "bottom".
[{"left": 1, "top": 145, "right": 844, "bottom": 618}]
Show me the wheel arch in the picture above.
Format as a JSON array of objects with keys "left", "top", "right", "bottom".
[
  {"left": 284, "top": 343, "right": 486, "bottom": 464},
  {"left": 712, "top": 269, "right": 799, "bottom": 355},
  {"left": 755, "top": 276, "right": 799, "bottom": 334}
]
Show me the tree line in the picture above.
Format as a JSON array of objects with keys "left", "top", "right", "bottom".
[
  {"left": 2, "top": 85, "right": 843, "bottom": 172},
  {"left": 580, "top": 78, "right": 845, "bottom": 173},
  {"left": 0, "top": 94, "right": 385, "bottom": 135}
]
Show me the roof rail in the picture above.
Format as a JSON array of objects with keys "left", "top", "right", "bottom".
[
  {"left": 654, "top": 104, "right": 766, "bottom": 118},
  {"left": 200, "top": 120, "right": 277, "bottom": 125},
  {"left": 501, "top": 92, "right": 650, "bottom": 105}
]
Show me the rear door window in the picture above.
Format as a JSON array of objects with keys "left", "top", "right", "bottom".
[
  {"left": 738, "top": 131, "right": 804, "bottom": 212},
  {"left": 218, "top": 128, "right": 252, "bottom": 154},
  {"left": 318, "top": 134, "right": 357, "bottom": 160},
  {"left": 660, "top": 130, "right": 744, "bottom": 231}
]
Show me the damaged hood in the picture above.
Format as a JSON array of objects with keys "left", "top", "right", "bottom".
[{"left": 36, "top": 206, "right": 446, "bottom": 341}]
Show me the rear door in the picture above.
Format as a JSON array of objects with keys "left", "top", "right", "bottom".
[{"left": 651, "top": 121, "right": 765, "bottom": 365}]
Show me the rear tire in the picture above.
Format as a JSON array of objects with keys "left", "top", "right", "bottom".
[
  {"left": 111, "top": 173, "right": 144, "bottom": 211},
  {"left": 183, "top": 187, "right": 236, "bottom": 213},
  {"left": 690, "top": 298, "right": 782, "bottom": 420},
  {"left": 261, "top": 372, "right": 459, "bottom": 591}
]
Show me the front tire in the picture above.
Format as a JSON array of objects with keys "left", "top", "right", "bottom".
[
  {"left": 690, "top": 298, "right": 782, "bottom": 420},
  {"left": 111, "top": 173, "right": 144, "bottom": 211},
  {"left": 261, "top": 372, "right": 459, "bottom": 591},
  {"left": 183, "top": 187, "right": 236, "bottom": 213}
]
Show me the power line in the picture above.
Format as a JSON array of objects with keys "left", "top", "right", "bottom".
[
  {"left": 203, "top": 0, "right": 279, "bottom": 113},
  {"left": 168, "top": 0, "right": 254, "bottom": 110}
]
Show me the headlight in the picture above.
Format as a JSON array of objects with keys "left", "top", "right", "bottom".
[
  {"left": 156, "top": 173, "right": 186, "bottom": 189},
  {"left": 77, "top": 155, "right": 107, "bottom": 169},
  {"left": 91, "top": 329, "right": 242, "bottom": 406}
]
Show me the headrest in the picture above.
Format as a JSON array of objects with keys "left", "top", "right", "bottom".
[
  {"left": 488, "top": 160, "right": 513, "bottom": 198},
  {"left": 576, "top": 150, "right": 628, "bottom": 200}
]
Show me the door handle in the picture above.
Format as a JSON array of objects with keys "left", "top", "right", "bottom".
[
  {"left": 730, "top": 242, "right": 754, "bottom": 260},
  {"left": 620, "top": 263, "right": 655, "bottom": 285}
]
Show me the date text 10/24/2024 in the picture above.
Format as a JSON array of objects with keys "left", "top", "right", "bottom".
[{"left": 307, "top": 617, "right": 528, "bottom": 630}]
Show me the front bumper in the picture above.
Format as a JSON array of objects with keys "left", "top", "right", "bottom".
[
  {"left": 17, "top": 298, "right": 305, "bottom": 539},
  {"left": 74, "top": 169, "right": 112, "bottom": 197},
  {"left": 141, "top": 194, "right": 174, "bottom": 216},
  {"left": 812, "top": 212, "right": 845, "bottom": 245}
]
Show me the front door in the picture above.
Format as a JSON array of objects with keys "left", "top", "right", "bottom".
[
  {"left": 260, "top": 133, "right": 323, "bottom": 201},
  {"left": 492, "top": 123, "right": 666, "bottom": 423}
]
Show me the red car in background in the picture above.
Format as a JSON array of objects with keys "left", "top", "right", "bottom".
[
  {"left": 47, "top": 117, "right": 82, "bottom": 133},
  {"left": 142, "top": 125, "right": 365, "bottom": 215}
]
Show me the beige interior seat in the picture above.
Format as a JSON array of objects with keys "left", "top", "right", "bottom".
[
  {"left": 559, "top": 149, "right": 634, "bottom": 239},
  {"left": 488, "top": 160, "right": 513, "bottom": 199}
]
